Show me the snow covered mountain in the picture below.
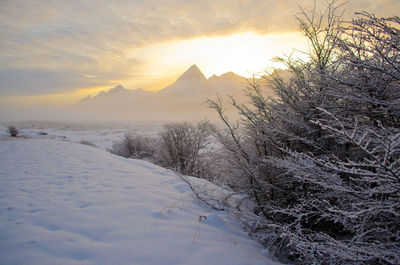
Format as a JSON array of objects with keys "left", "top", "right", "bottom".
[
  {"left": 159, "top": 65, "right": 209, "bottom": 96},
  {"left": 177, "top": 64, "right": 207, "bottom": 81},
  {"left": 74, "top": 65, "right": 267, "bottom": 122},
  {"left": 77, "top": 85, "right": 152, "bottom": 106},
  {"left": 78, "top": 65, "right": 246, "bottom": 103}
]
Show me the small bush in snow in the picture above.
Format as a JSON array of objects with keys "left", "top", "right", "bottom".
[
  {"left": 110, "top": 133, "right": 154, "bottom": 159},
  {"left": 157, "top": 120, "right": 214, "bottom": 178},
  {"left": 7, "top": 126, "right": 19, "bottom": 137},
  {"left": 80, "top": 139, "right": 97, "bottom": 148}
]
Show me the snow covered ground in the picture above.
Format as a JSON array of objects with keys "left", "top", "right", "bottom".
[
  {"left": 0, "top": 137, "right": 279, "bottom": 265},
  {"left": 0, "top": 122, "right": 161, "bottom": 150}
]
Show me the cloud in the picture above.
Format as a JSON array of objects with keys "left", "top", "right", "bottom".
[
  {"left": 0, "top": 0, "right": 399, "bottom": 97},
  {"left": 0, "top": 68, "right": 106, "bottom": 96}
]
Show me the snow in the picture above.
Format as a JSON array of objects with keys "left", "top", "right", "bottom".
[
  {"left": 176, "top": 65, "right": 207, "bottom": 81},
  {"left": 0, "top": 138, "right": 279, "bottom": 265},
  {"left": 0, "top": 124, "right": 160, "bottom": 150}
]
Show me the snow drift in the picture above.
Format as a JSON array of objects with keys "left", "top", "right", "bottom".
[{"left": 0, "top": 138, "right": 279, "bottom": 265}]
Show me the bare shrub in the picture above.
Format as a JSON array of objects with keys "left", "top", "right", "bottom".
[
  {"left": 157, "top": 121, "right": 214, "bottom": 178},
  {"left": 7, "top": 126, "right": 19, "bottom": 137},
  {"left": 109, "top": 133, "right": 153, "bottom": 159},
  {"left": 79, "top": 139, "right": 97, "bottom": 148}
]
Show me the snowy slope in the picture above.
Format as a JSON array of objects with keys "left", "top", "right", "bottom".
[
  {"left": 0, "top": 138, "right": 279, "bottom": 265},
  {"left": 0, "top": 124, "right": 161, "bottom": 150}
]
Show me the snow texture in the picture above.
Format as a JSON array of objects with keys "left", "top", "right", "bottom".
[
  {"left": 0, "top": 138, "right": 279, "bottom": 265},
  {"left": 0, "top": 124, "right": 160, "bottom": 150}
]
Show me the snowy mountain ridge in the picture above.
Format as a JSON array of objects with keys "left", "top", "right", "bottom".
[
  {"left": 77, "top": 64, "right": 246, "bottom": 104},
  {"left": 177, "top": 64, "right": 207, "bottom": 81},
  {"left": 73, "top": 65, "right": 260, "bottom": 122}
]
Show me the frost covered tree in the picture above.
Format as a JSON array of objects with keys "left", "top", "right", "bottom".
[
  {"left": 7, "top": 126, "right": 19, "bottom": 137},
  {"left": 108, "top": 121, "right": 218, "bottom": 180},
  {"left": 209, "top": 2, "right": 400, "bottom": 264},
  {"left": 157, "top": 121, "right": 214, "bottom": 178},
  {"left": 109, "top": 133, "right": 153, "bottom": 159}
]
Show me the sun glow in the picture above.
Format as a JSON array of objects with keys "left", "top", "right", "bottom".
[
  {"left": 2, "top": 32, "right": 310, "bottom": 106},
  {"left": 128, "top": 32, "right": 308, "bottom": 90},
  {"left": 0, "top": 85, "right": 112, "bottom": 107}
]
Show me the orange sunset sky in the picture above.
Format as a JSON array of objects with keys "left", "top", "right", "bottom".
[{"left": 0, "top": 0, "right": 399, "bottom": 106}]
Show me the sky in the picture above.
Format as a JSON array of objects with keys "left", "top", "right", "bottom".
[{"left": 0, "top": 0, "right": 399, "bottom": 106}]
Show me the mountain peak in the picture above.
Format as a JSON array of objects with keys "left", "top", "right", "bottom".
[
  {"left": 209, "top": 71, "right": 243, "bottom": 80},
  {"left": 177, "top": 64, "right": 206, "bottom": 81},
  {"left": 110, "top": 84, "right": 126, "bottom": 92}
]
